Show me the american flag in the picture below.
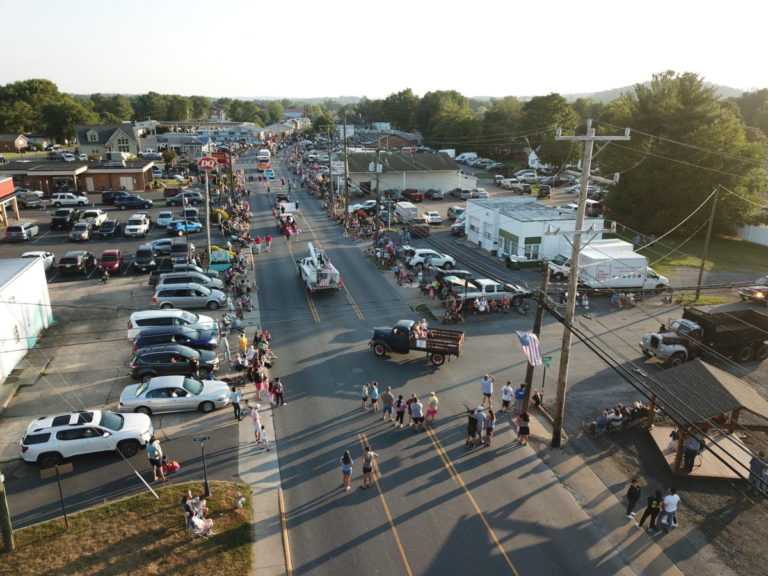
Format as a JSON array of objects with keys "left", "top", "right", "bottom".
[{"left": 516, "top": 331, "right": 543, "bottom": 366}]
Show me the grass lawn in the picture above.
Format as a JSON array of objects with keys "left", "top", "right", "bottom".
[
  {"left": 0, "top": 481, "right": 252, "bottom": 576},
  {"left": 639, "top": 235, "right": 768, "bottom": 276}
]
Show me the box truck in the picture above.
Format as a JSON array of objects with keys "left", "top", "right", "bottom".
[
  {"left": 395, "top": 201, "right": 418, "bottom": 223},
  {"left": 548, "top": 240, "right": 669, "bottom": 293}
]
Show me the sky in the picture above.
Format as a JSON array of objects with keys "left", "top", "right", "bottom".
[{"left": 3, "top": 0, "right": 766, "bottom": 101}]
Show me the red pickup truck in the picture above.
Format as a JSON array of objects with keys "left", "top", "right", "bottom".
[{"left": 402, "top": 188, "right": 424, "bottom": 202}]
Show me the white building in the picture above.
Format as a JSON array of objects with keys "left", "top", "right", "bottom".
[
  {"left": 464, "top": 197, "right": 605, "bottom": 263},
  {"left": 0, "top": 258, "right": 53, "bottom": 385}
]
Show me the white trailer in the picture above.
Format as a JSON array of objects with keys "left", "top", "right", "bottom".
[
  {"left": 395, "top": 201, "right": 418, "bottom": 223},
  {"left": 549, "top": 240, "right": 669, "bottom": 293},
  {"left": 297, "top": 242, "right": 342, "bottom": 292}
]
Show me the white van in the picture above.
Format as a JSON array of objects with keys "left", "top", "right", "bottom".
[
  {"left": 126, "top": 309, "right": 218, "bottom": 339},
  {"left": 455, "top": 152, "right": 478, "bottom": 164}
]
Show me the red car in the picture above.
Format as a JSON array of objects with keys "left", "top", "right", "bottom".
[{"left": 98, "top": 249, "right": 124, "bottom": 273}]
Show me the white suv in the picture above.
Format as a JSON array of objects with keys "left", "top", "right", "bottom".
[
  {"left": 404, "top": 247, "right": 457, "bottom": 270},
  {"left": 51, "top": 192, "right": 88, "bottom": 207},
  {"left": 19, "top": 410, "right": 153, "bottom": 468}
]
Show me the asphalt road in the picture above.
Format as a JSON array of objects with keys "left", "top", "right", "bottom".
[{"left": 3, "top": 150, "right": 765, "bottom": 573}]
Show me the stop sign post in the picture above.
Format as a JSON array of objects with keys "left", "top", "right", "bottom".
[{"left": 198, "top": 157, "right": 217, "bottom": 266}]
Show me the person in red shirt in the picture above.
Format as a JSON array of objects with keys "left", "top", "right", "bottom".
[
  {"left": 265, "top": 234, "right": 272, "bottom": 252},
  {"left": 254, "top": 235, "right": 262, "bottom": 254}
]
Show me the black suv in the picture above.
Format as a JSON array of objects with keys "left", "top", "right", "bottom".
[
  {"left": 51, "top": 208, "right": 81, "bottom": 230},
  {"left": 101, "top": 189, "right": 131, "bottom": 204},
  {"left": 129, "top": 343, "right": 218, "bottom": 382},
  {"left": 133, "top": 244, "right": 157, "bottom": 273},
  {"left": 97, "top": 219, "right": 122, "bottom": 238},
  {"left": 58, "top": 250, "right": 96, "bottom": 274}
]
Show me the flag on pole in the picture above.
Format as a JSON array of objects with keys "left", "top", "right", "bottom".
[{"left": 516, "top": 331, "right": 543, "bottom": 366}]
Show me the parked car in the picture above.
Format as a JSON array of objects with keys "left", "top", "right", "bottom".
[
  {"left": 167, "top": 219, "right": 203, "bottom": 236},
  {"left": 447, "top": 206, "right": 466, "bottom": 220},
  {"left": 20, "top": 251, "right": 56, "bottom": 271},
  {"left": 58, "top": 250, "right": 96, "bottom": 274},
  {"left": 153, "top": 282, "right": 227, "bottom": 310},
  {"left": 156, "top": 211, "right": 174, "bottom": 228},
  {"left": 510, "top": 183, "right": 533, "bottom": 195},
  {"left": 50, "top": 208, "right": 80, "bottom": 230},
  {"left": 132, "top": 244, "right": 157, "bottom": 273},
  {"left": 149, "top": 238, "right": 173, "bottom": 255},
  {"left": 15, "top": 191, "right": 42, "bottom": 208},
  {"left": 80, "top": 209, "right": 108, "bottom": 227},
  {"left": 348, "top": 200, "right": 378, "bottom": 215},
  {"left": 404, "top": 217, "right": 431, "bottom": 238},
  {"left": 128, "top": 343, "right": 219, "bottom": 382},
  {"left": 97, "top": 249, "right": 124, "bottom": 274},
  {"left": 402, "top": 188, "right": 424, "bottom": 203},
  {"left": 97, "top": 219, "right": 122, "bottom": 238},
  {"left": 118, "top": 375, "right": 230, "bottom": 415},
  {"left": 51, "top": 192, "right": 87, "bottom": 207},
  {"left": 115, "top": 195, "right": 153, "bottom": 210},
  {"left": 126, "top": 309, "right": 218, "bottom": 339},
  {"left": 471, "top": 188, "right": 489, "bottom": 198},
  {"left": 423, "top": 210, "right": 443, "bottom": 225},
  {"left": 404, "top": 247, "right": 456, "bottom": 270},
  {"left": 19, "top": 410, "right": 153, "bottom": 467},
  {"left": 425, "top": 188, "right": 444, "bottom": 200},
  {"left": 449, "top": 188, "right": 472, "bottom": 200},
  {"left": 166, "top": 191, "right": 203, "bottom": 206},
  {"left": 450, "top": 217, "right": 466, "bottom": 237},
  {"left": 132, "top": 325, "right": 219, "bottom": 352},
  {"left": 172, "top": 263, "right": 219, "bottom": 278},
  {"left": 68, "top": 221, "right": 93, "bottom": 241},
  {"left": 155, "top": 271, "right": 225, "bottom": 290},
  {"left": 5, "top": 222, "right": 39, "bottom": 241},
  {"left": 101, "top": 189, "right": 132, "bottom": 205}
]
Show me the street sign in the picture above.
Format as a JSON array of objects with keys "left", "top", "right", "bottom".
[
  {"left": 197, "top": 157, "right": 217, "bottom": 171},
  {"left": 193, "top": 435, "right": 211, "bottom": 442},
  {"left": 542, "top": 355, "right": 553, "bottom": 368}
]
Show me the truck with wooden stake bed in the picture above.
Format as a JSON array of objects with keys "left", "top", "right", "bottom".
[
  {"left": 639, "top": 307, "right": 768, "bottom": 366},
  {"left": 369, "top": 319, "right": 464, "bottom": 366},
  {"left": 297, "top": 242, "right": 343, "bottom": 292}
]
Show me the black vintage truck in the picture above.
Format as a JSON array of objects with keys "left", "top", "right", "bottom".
[{"left": 369, "top": 319, "right": 464, "bottom": 366}]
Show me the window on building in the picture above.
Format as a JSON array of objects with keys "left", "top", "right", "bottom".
[
  {"left": 523, "top": 236, "right": 542, "bottom": 260},
  {"left": 116, "top": 137, "right": 131, "bottom": 153},
  {"left": 88, "top": 133, "right": 97, "bottom": 142}
]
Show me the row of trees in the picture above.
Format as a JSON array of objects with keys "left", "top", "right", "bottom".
[{"left": 0, "top": 73, "right": 766, "bottom": 234}]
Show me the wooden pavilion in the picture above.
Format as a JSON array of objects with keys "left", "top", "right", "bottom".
[{"left": 644, "top": 359, "right": 768, "bottom": 480}]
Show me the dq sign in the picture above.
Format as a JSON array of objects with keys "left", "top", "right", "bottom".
[{"left": 198, "top": 157, "right": 218, "bottom": 171}]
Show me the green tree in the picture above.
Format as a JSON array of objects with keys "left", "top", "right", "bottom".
[
  {"left": 519, "top": 93, "right": 580, "bottom": 168},
  {"left": 0, "top": 100, "right": 36, "bottom": 133},
  {"left": 42, "top": 96, "right": 99, "bottom": 143},
  {"left": 91, "top": 93, "right": 133, "bottom": 121},
  {"left": 355, "top": 97, "right": 385, "bottom": 123},
  {"left": 133, "top": 92, "right": 168, "bottom": 121},
  {"left": 0, "top": 78, "right": 62, "bottom": 133},
  {"left": 165, "top": 95, "right": 191, "bottom": 121},
  {"left": 734, "top": 89, "right": 768, "bottom": 136},
  {"left": 267, "top": 101, "right": 285, "bottom": 124},
  {"left": 482, "top": 97, "right": 524, "bottom": 159},
  {"left": 599, "top": 71, "right": 764, "bottom": 235},
  {"left": 190, "top": 96, "right": 212, "bottom": 120},
  {"left": 381, "top": 89, "right": 419, "bottom": 131}
]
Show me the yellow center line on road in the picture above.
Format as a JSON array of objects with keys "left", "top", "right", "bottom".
[
  {"left": 425, "top": 427, "right": 521, "bottom": 576},
  {"left": 358, "top": 432, "right": 413, "bottom": 576}
]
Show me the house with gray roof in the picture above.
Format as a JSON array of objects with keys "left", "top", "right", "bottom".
[{"left": 75, "top": 124, "right": 140, "bottom": 158}]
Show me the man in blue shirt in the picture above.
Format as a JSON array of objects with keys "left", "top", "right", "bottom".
[{"left": 514, "top": 384, "right": 527, "bottom": 414}]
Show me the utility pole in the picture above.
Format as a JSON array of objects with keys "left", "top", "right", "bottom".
[
  {"left": 695, "top": 188, "right": 719, "bottom": 301},
  {"left": 343, "top": 115, "right": 350, "bottom": 228},
  {"left": 550, "top": 119, "right": 630, "bottom": 447},
  {"left": 523, "top": 270, "right": 549, "bottom": 412}
]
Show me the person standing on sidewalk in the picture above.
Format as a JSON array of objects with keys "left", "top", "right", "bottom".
[
  {"left": 146, "top": 436, "right": 165, "bottom": 482},
  {"left": 625, "top": 478, "right": 642, "bottom": 518},
  {"left": 500, "top": 381, "right": 513, "bottom": 414},
  {"left": 230, "top": 386, "right": 242, "bottom": 421},
  {"left": 221, "top": 334, "right": 232, "bottom": 362},
  {"left": 656, "top": 487, "right": 681, "bottom": 532},
  {"left": 636, "top": 490, "right": 662, "bottom": 530},
  {"left": 246, "top": 400, "right": 262, "bottom": 444},
  {"left": 480, "top": 374, "right": 495, "bottom": 409},
  {"left": 514, "top": 383, "right": 526, "bottom": 414},
  {"left": 517, "top": 411, "right": 531, "bottom": 445},
  {"left": 260, "top": 425, "right": 270, "bottom": 451},
  {"left": 272, "top": 376, "right": 285, "bottom": 406}
]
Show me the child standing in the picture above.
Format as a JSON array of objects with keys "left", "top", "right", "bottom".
[
  {"left": 394, "top": 395, "right": 406, "bottom": 428},
  {"left": 260, "top": 425, "right": 270, "bottom": 451}
]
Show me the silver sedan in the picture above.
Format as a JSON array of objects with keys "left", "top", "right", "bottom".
[{"left": 118, "top": 375, "right": 231, "bottom": 415}]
